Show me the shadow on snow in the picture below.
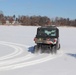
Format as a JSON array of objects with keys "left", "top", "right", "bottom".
[
  {"left": 67, "top": 53, "right": 76, "bottom": 58},
  {"left": 28, "top": 46, "right": 35, "bottom": 53},
  {"left": 28, "top": 46, "right": 52, "bottom": 54}
]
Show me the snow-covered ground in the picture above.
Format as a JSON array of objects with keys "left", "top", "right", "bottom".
[{"left": 0, "top": 26, "right": 76, "bottom": 75}]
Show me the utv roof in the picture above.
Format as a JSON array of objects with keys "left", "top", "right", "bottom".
[
  {"left": 36, "top": 25, "right": 59, "bottom": 38},
  {"left": 38, "top": 25, "right": 57, "bottom": 29}
]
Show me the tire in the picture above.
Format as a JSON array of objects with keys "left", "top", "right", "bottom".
[
  {"left": 51, "top": 46, "right": 57, "bottom": 54},
  {"left": 54, "top": 46, "right": 57, "bottom": 54},
  {"left": 51, "top": 47, "right": 53, "bottom": 54},
  {"left": 34, "top": 45, "right": 38, "bottom": 53},
  {"left": 58, "top": 44, "right": 60, "bottom": 50}
]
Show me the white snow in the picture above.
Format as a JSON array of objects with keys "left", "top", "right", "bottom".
[{"left": 0, "top": 26, "right": 76, "bottom": 75}]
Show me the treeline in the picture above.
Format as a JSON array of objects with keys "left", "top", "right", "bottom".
[
  {"left": 17, "top": 16, "right": 50, "bottom": 26},
  {"left": 0, "top": 11, "right": 76, "bottom": 27},
  {"left": 51, "top": 17, "right": 76, "bottom": 27},
  {"left": 0, "top": 14, "right": 50, "bottom": 26}
]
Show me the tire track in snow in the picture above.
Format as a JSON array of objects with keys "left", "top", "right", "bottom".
[
  {"left": 0, "top": 51, "right": 63, "bottom": 71},
  {"left": 0, "top": 41, "right": 63, "bottom": 71},
  {"left": 0, "top": 41, "right": 34, "bottom": 63},
  {"left": 0, "top": 43, "right": 23, "bottom": 60},
  {"left": 0, "top": 53, "right": 35, "bottom": 66}
]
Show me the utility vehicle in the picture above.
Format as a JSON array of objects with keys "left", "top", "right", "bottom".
[{"left": 34, "top": 25, "right": 60, "bottom": 53}]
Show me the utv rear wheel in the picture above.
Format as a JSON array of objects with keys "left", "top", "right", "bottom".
[
  {"left": 34, "top": 45, "right": 38, "bottom": 53},
  {"left": 58, "top": 44, "right": 60, "bottom": 50},
  {"left": 51, "top": 46, "right": 57, "bottom": 54}
]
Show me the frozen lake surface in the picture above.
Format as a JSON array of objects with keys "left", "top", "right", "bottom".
[{"left": 0, "top": 26, "right": 76, "bottom": 75}]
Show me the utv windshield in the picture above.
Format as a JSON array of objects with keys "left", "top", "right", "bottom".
[
  {"left": 44, "top": 30, "right": 56, "bottom": 36},
  {"left": 37, "top": 28, "right": 57, "bottom": 38}
]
